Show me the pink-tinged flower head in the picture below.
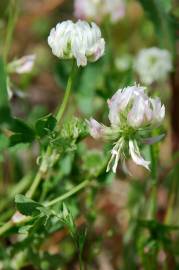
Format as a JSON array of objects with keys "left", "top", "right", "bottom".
[
  {"left": 74, "top": 0, "right": 125, "bottom": 24},
  {"left": 103, "top": 0, "right": 126, "bottom": 23},
  {"left": 48, "top": 20, "right": 105, "bottom": 67},
  {"left": 8, "top": 55, "right": 36, "bottom": 74},
  {"left": 88, "top": 84, "right": 165, "bottom": 173},
  {"left": 74, "top": 0, "right": 100, "bottom": 21},
  {"left": 107, "top": 85, "right": 165, "bottom": 129}
]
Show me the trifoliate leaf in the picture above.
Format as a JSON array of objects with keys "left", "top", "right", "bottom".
[{"left": 15, "top": 194, "right": 42, "bottom": 216}]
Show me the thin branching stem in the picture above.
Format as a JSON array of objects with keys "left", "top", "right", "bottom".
[{"left": 0, "top": 179, "right": 91, "bottom": 236}]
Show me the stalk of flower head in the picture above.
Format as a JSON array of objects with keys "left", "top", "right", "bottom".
[
  {"left": 134, "top": 47, "right": 172, "bottom": 219},
  {"left": 88, "top": 84, "right": 165, "bottom": 174},
  {"left": 47, "top": 19, "right": 105, "bottom": 122},
  {"left": 148, "top": 141, "right": 158, "bottom": 219},
  {"left": 27, "top": 20, "right": 105, "bottom": 199},
  {"left": 3, "top": 0, "right": 20, "bottom": 63}
]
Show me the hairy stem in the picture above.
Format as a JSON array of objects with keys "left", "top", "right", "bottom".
[
  {"left": 26, "top": 60, "right": 76, "bottom": 199},
  {"left": 79, "top": 253, "right": 84, "bottom": 270},
  {"left": 149, "top": 143, "right": 158, "bottom": 219},
  {"left": 164, "top": 163, "right": 179, "bottom": 224},
  {"left": 56, "top": 60, "right": 76, "bottom": 122},
  {"left": 25, "top": 170, "right": 43, "bottom": 199},
  {"left": 46, "top": 180, "right": 89, "bottom": 207},
  {"left": 0, "top": 60, "right": 77, "bottom": 235},
  {"left": 0, "top": 173, "right": 32, "bottom": 214}
]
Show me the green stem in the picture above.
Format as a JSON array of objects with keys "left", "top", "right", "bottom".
[
  {"left": 0, "top": 220, "right": 13, "bottom": 236},
  {"left": 165, "top": 190, "right": 175, "bottom": 224},
  {"left": 0, "top": 216, "right": 32, "bottom": 236},
  {"left": 46, "top": 179, "right": 89, "bottom": 207},
  {"left": 26, "top": 60, "right": 76, "bottom": 199},
  {"left": 164, "top": 165, "right": 178, "bottom": 224},
  {"left": 25, "top": 146, "right": 52, "bottom": 199},
  {"left": 149, "top": 143, "right": 158, "bottom": 219},
  {"left": 0, "top": 209, "right": 14, "bottom": 223},
  {"left": 56, "top": 60, "right": 76, "bottom": 122},
  {"left": 25, "top": 170, "right": 42, "bottom": 199},
  {"left": 0, "top": 173, "right": 32, "bottom": 213},
  {"left": 3, "top": 0, "right": 19, "bottom": 63},
  {"left": 79, "top": 253, "right": 84, "bottom": 270},
  {"left": 0, "top": 61, "right": 78, "bottom": 235}
]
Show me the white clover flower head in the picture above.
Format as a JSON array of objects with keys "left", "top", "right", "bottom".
[
  {"left": 74, "top": 0, "right": 100, "bottom": 21},
  {"left": 47, "top": 20, "right": 105, "bottom": 67},
  {"left": 74, "top": 0, "right": 125, "bottom": 24},
  {"left": 88, "top": 84, "right": 165, "bottom": 173},
  {"left": 8, "top": 55, "right": 36, "bottom": 74},
  {"left": 103, "top": 0, "right": 126, "bottom": 23},
  {"left": 134, "top": 47, "right": 172, "bottom": 85}
]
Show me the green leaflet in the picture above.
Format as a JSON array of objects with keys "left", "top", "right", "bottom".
[
  {"left": 15, "top": 194, "right": 43, "bottom": 216},
  {"left": 35, "top": 114, "right": 57, "bottom": 137}
]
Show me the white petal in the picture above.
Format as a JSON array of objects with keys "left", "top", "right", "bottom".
[
  {"left": 106, "top": 138, "right": 124, "bottom": 173},
  {"left": 127, "top": 97, "right": 145, "bottom": 127},
  {"left": 150, "top": 97, "right": 165, "bottom": 124},
  {"left": 87, "top": 118, "right": 104, "bottom": 139},
  {"left": 129, "top": 140, "right": 150, "bottom": 170}
]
